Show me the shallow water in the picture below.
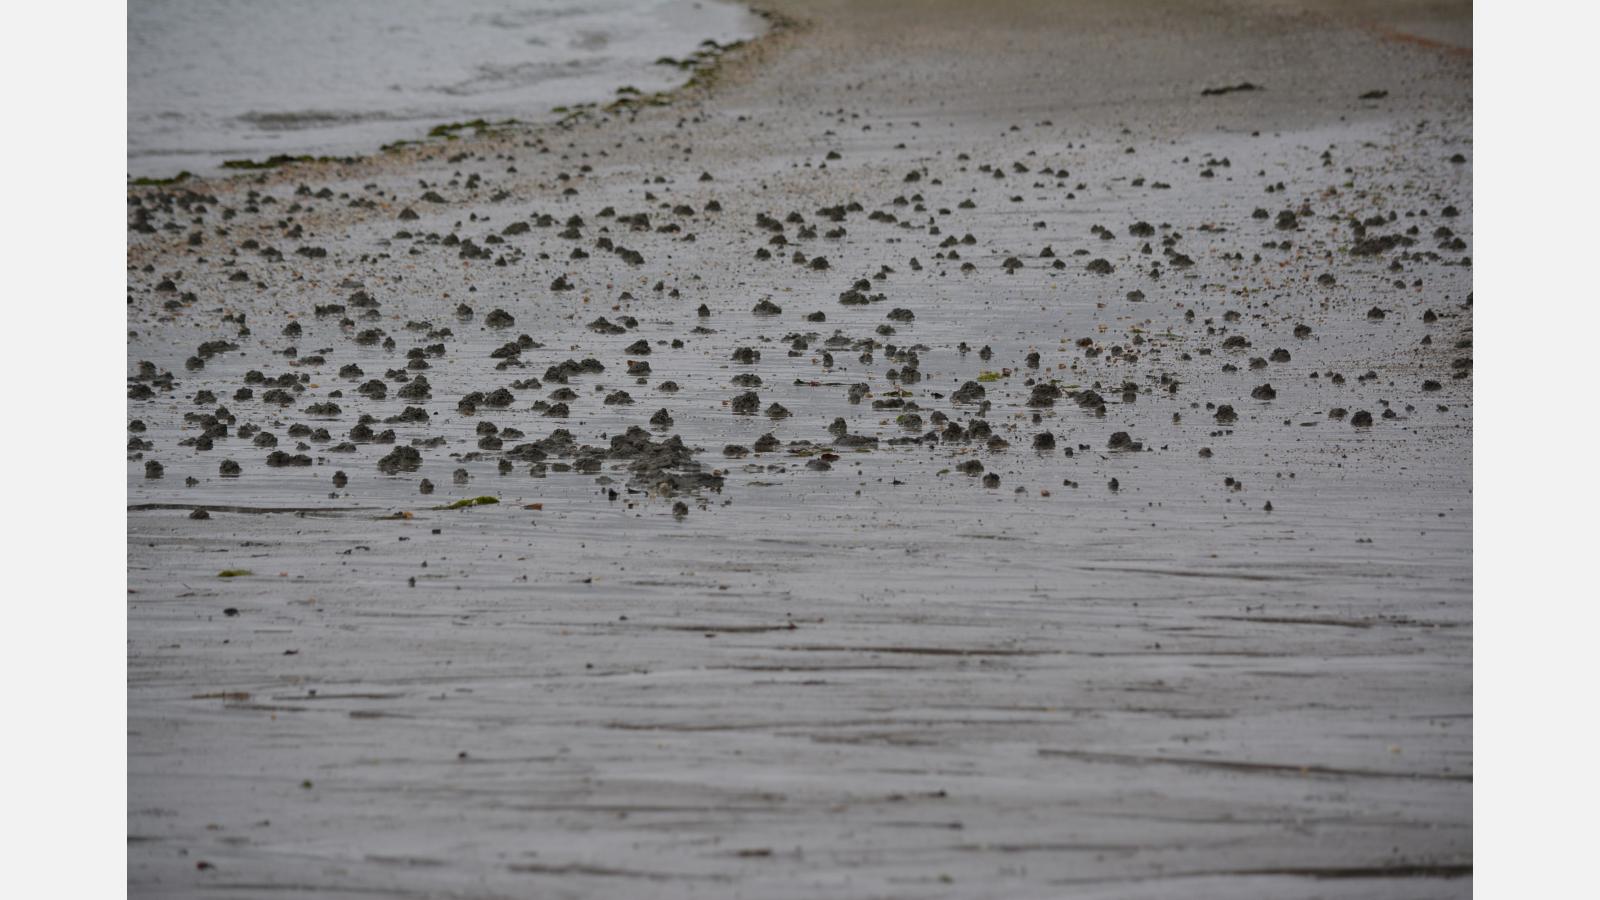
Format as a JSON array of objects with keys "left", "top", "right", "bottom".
[{"left": 127, "top": 0, "right": 759, "bottom": 177}]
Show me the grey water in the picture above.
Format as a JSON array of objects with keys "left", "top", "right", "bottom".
[{"left": 127, "top": 0, "right": 759, "bottom": 178}]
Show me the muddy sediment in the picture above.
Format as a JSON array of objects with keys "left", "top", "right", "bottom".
[{"left": 127, "top": 0, "right": 1472, "bottom": 896}]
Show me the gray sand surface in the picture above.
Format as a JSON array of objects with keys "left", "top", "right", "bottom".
[{"left": 127, "top": 1, "right": 1472, "bottom": 896}]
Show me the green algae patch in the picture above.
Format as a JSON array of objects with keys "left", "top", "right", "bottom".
[
  {"left": 220, "top": 154, "right": 354, "bottom": 170},
  {"left": 221, "top": 154, "right": 313, "bottom": 170},
  {"left": 609, "top": 34, "right": 769, "bottom": 116},
  {"left": 427, "top": 118, "right": 516, "bottom": 140},
  {"left": 131, "top": 172, "right": 193, "bottom": 186},
  {"left": 217, "top": 569, "right": 253, "bottom": 578},
  {"left": 434, "top": 496, "right": 499, "bottom": 510}
]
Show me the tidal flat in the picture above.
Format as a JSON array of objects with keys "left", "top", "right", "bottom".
[{"left": 128, "top": 1, "right": 1473, "bottom": 896}]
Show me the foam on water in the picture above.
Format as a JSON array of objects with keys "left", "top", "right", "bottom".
[{"left": 127, "top": 0, "right": 759, "bottom": 177}]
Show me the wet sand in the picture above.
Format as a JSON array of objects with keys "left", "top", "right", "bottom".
[{"left": 127, "top": 0, "right": 1472, "bottom": 896}]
